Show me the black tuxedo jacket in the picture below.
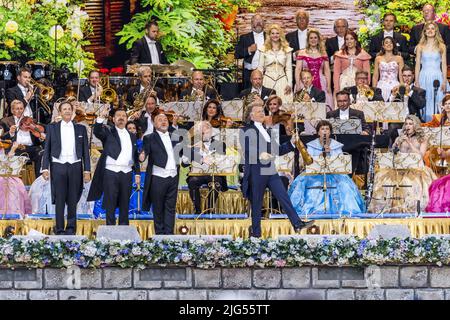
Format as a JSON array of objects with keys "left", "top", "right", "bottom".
[
  {"left": 126, "top": 85, "right": 164, "bottom": 106},
  {"left": 41, "top": 121, "right": 91, "bottom": 203},
  {"left": 307, "top": 86, "right": 326, "bottom": 103},
  {"left": 141, "top": 130, "right": 184, "bottom": 211},
  {"left": 5, "top": 85, "right": 49, "bottom": 122},
  {"left": 392, "top": 85, "right": 426, "bottom": 119},
  {"left": 326, "top": 108, "right": 371, "bottom": 134},
  {"left": 0, "top": 116, "right": 43, "bottom": 146},
  {"left": 234, "top": 32, "right": 266, "bottom": 64},
  {"left": 130, "top": 37, "right": 168, "bottom": 65},
  {"left": 78, "top": 85, "right": 95, "bottom": 103},
  {"left": 368, "top": 31, "right": 409, "bottom": 60},
  {"left": 180, "top": 86, "right": 217, "bottom": 100},
  {"left": 325, "top": 36, "right": 341, "bottom": 61},
  {"left": 344, "top": 86, "right": 384, "bottom": 102},
  {"left": 286, "top": 29, "right": 305, "bottom": 53},
  {"left": 239, "top": 122, "right": 294, "bottom": 199},
  {"left": 87, "top": 122, "right": 140, "bottom": 202},
  {"left": 409, "top": 23, "right": 450, "bottom": 61},
  {"left": 238, "top": 86, "right": 276, "bottom": 101}
]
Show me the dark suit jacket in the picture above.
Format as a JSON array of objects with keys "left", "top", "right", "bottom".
[
  {"left": 5, "top": 85, "right": 49, "bottom": 122},
  {"left": 87, "top": 122, "right": 140, "bottom": 202},
  {"left": 392, "top": 85, "right": 426, "bottom": 119},
  {"left": 409, "top": 23, "right": 450, "bottom": 61},
  {"left": 234, "top": 32, "right": 266, "bottom": 64},
  {"left": 179, "top": 86, "right": 217, "bottom": 100},
  {"left": 344, "top": 86, "right": 384, "bottom": 102},
  {"left": 239, "top": 122, "right": 295, "bottom": 199},
  {"left": 306, "top": 86, "right": 326, "bottom": 103},
  {"left": 286, "top": 29, "right": 306, "bottom": 53},
  {"left": 238, "top": 86, "right": 276, "bottom": 101},
  {"left": 126, "top": 85, "right": 164, "bottom": 106},
  {"left": 325, "top": 36, "right": 341, "bottom": 61},
  {"left": 130, "top": 37, "right": 168, "bottom": 65},
  {"left": 41, "top": 121, "right": 91, "bottom": 203},
  {"left": 326, "top": 108, "right": 371, "bottom": 134},
  {"left": 0, "top": 116, "right": 43, "bottom": 146},
  {"left": 78, "top": 85, "right": 95, "bottom": 103},
  {"left": 368, "top": 31, "right": 409, "bottom": 60},
  {"left": 141, "top": 131, "right": 184, "bottom": 210}
]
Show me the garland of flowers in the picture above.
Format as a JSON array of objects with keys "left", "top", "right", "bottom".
[
  {"left": 117, "top": 0, "right": 260, "bottom": 69},
  {"left": 356, "top": 0, "right": 450, "bottom": 48},
  {"left": 0, "top": 0, "right": 95, "bottom": 76},
  {"left": 1, "top": 237, "right": 450, "bottom": 269}
]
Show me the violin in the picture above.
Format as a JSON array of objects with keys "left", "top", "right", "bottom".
[
  {"left": 271, "top": 112, "right": 292, "bottom": 125},
  {"left": 74, "top": 109, "right": 96, "bottom": 124},
  {"left": 19, "top": 116, "right": 45, "bottom": 139},
  {"left": 0, "top": 139, "right": 12, "bottom": 149},
  {"left": 151, "top": 107, "right": 189, "bottom": 123},
  {"left": 210, "top": 116, "right": 242, "bottom": 128}
]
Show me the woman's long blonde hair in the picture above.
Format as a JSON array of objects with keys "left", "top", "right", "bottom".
[
  {"left": 402, "top": 114, "right": 427, "bottom": 143},
  {"left": 263, "top": 24, "right": 291, "bottom": 52},
  {"left": 418, "top": 21, "right": 445, "bottom": 51},
  {"left": 305, "top": 28, "right": 326, "bottom": 55}
]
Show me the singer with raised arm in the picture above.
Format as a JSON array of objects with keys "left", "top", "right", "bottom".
[
  {"left": 288, "top": 120, "right": 365, "bottom": 215},
  {"left": 87, "top": 108, "right": 141, "bottom": 225},
  {"left": 41, "top": 101, "right": 91, "bottom": 235},
  {"left": 240, "top": 104, "right": 313, "bottom": 238},
  {"left": 369, "top": 115, "right": 436, "bottom": 213},
  {"left": 129, "top": 20, "right": 168, "bottom": 65}
]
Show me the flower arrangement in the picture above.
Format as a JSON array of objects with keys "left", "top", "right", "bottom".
[
  {"left": 0, "top": 0, "right": 95, "bottom": 76},
  {"left": 1, "top": 236, "right": 450, "bottom": 269},
  {"left": 117, "top": 0, "right": 260, "bottom": 69},
  {"left": 355, "top": 0, "right": 450, "bottom": 48}
]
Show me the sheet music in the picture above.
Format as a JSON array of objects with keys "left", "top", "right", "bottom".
[
  {"left": 422, "top": 127, "right": 450, "bottom": 146},
  {"left": 305, "top": 154, "right": 352, "bottom": 174},
  {"left": 352, "top": 101, "right": 408, "bottom": 122},
  {"left": 328, "top": 119, "right": 362, "bottom": 134},
  {"left": 282, "top": 102, "right": 327, "bottom": 120}
]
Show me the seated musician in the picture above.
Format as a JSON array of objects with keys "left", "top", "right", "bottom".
[
  {"left": 0, "top": 99, "right": 44, "bottom": 178},
  {"left": 182, "top": 121, "right": 228, "bottom": 215},
  {"left": 130, "top": 20, "right": 168, "bottom": 65},
  {"left": 0, "top": 142, "right": 32, "bottom": 217},
  {"left": 344, "top": 70, "right": 384, "bottom": 104},
  {"left": 369, "top": 115, "right": 436, "bottom": 213},
  {"left": 201, "top": 99, "right": 234, "bottom": 136},
  {"left": 293, "top": 69, "right": 326, "bottom": 103},
  {"left": 326, "top": 90, "right": 370, "bottom": 135},
  {"left": 389, "top": 66, "right": 426, "bottom": 120},
  {"left": 129, "top": 94, "right": 179, "bottom": 137},
  {"left": 126, "top": 66, "right": 164, "bottom": 107},
  {"left": 180, "top": 71, "right": 217, "bottom": 101},
  {"left": 239, "top": 69, "right": 276, "bottom": 102},
  {"left": 6, "top": 67, "right": 50, "bottom": 123},
  {"left": 425, "top": 148, "right": 450, "bottom": 212},
  {"left": 78, "top": 70, "right": 102, "bottom": 103},
  {"left": 288, "top": 120, "right": 365, "bottom": 215}
]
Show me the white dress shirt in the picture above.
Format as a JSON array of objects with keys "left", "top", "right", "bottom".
[
  {"left": 52, "top": 120, "right": 79, "bottom": 164},
  {"left": 14, "top": 116, "right": 33, "bottom": 146},
  {"left": 297, "top": 29, "right": 308, "bottom": 50},
  {"left": 337, "top": 36, "right": 345, "bottom": 51},
  {"left": 251, "top": 87, "right": 262, "bottom": 96},
  {"left": 105, "top": 127, "right": 133, "bottom": 173},
  {"left": 383, "top": 30, "right": 394, "bottom": 38},
  {"left": 143, "top": 112, "right": 154, "bottom": 136},
  {"left": 254, "top": 121, "right": 271, "bottom": 142},
  {"left": 152, "top": 130, "right": 177, "bottom": 178},
  {"left": 145, "top": 35, "right": 161, "bottom": 65},
  {"left": 17, "top": 84, "right": 33, "bottom": 117},
  {"left": 245, "top": 31, "right": 265, "bottom": 70},
  {"left": 339, "top": 108, "right": 350, "bottom": 120}
]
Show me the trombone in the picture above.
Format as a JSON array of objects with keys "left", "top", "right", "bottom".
[{"left": 29, "top": 79, "right": 53, "bottom": 115}]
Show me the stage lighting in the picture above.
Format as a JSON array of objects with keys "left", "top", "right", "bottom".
[
  {"left": 178, "top": 225, "right": 189, "bottom": 235},
  {"left": 3, "top": 226, "right": 15, "bottom": 239},
  {"left": 307, "top": 224, "right": 320, "bottom": 235}
]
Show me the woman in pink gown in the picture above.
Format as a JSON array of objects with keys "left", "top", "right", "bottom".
[
  {"left": 426, "top": 148, "right": 450, "bottom": 213},
  {"left": 294, "top": 29, "right": 333, "bottom": 108},
  {"left": 0, "top": 142, "right": 32, "bottom": 217}
]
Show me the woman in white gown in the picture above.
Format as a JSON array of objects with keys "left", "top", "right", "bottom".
[{"left": 258, "top": 23, "right": 293, "bottom": 103}]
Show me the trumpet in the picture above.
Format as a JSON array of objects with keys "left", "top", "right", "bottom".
[
  {"left": 293, "top": 88, "right": 310, "bottom": 102},
  {"left": 357, "top": 85, "right": 374, "bottom": 99},
  {"left": 392, "top": 84, "right": 411, "bottom": 97},
  {"left": 99, "top": 76, "right": 118, "bottom": 104}
]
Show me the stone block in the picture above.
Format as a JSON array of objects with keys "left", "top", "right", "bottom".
[
  {"left": 103, "top": 268, "right": 132, "bottom": 289},
  {"left": 385, "top": 289, "right": 414, "bottom": 300},
  {"left": 341, "top": 267, "right": 366, "bottom": 288},
  {"left": 147, "top": 290, "right": 178, "bottom": 300},
  {"left": 59, "top": 290, "right": 88, "bottom": 300},
  {"left": 14, "top": 269, "right": 43, "bottom": 289},
  {"left": 208, "top": 290, "right": 266, "bottom": 300},
  {"left": 365, "top": 266, "right": 399, "bottom": 288},
  {"left": 44, "top": 268, "right": 67, "bottom": 289},
  {"left": 88, "top": 290, "right": 118, "bottom": 300},
  {"left": 326, "top": 289, "right": 355, "bottom": 300},
  {"left": 312, "top": 268, "right": 340, "bottom": 288},
  {"left": 118, "top": 290, "right": 147, "bottom": 300},
  {"left": 416, "top": 289, "right": 444, "bottom": 300},
  {"left": 367, "top": 224, "right": 411, "bottom": 240},
  {"left": 400, "top": 267, "right": 428, "bottom": 288},
  {"left": 29, "top": 290, "right": 58, "bottom": 300},
  {"left": 267, "top": 289, "right": 325, "bottom": 300},
  {"left": 164, "top": 268, "right": 192, "bottom": 289},
  {"left": 96, "top": 225, "right": 141, "bottom": 241},
  {"left": 355, "top": 289, "right": 385, "bottom": 300},
  {"left": 0, "top": 268, "right": 13, "bottom": 288},
  {"left": 133, "top": 269, "right": 162, "bottom": 289},
  {"left": 253, "top": 269, "right": 281, "bottom": 289},
  {"left": 80, "top": 269, "right": 102, "bottom": 289},
  {"left": 193, "top": 269, "right": 221, "bottom": 288},
  {"left": 0, "top": 290, "right": 28, "bottom": 300},
  {"left": 430, "top": 267, "right": 450, "bottom": 288},
  {"left": 222, "top": 269, "right": 252, "bottom": 289},
  {"left": 281, "top": 268, "right": 311, "bottom": 288},
  {"left": 178, "top": 290, "right": 208, "bottom": 300}
]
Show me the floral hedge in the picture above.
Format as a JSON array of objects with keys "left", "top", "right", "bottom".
[{"left": 1, "top": 237, "right": 450, "bottom": 269}]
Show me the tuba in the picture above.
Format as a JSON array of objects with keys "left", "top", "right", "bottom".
[{"left": 99, "top": 76, "right": 117, "bottom": 104}]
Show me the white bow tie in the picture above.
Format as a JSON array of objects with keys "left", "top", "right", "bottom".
[{"left": 147, "top": 40, "right": 156, "bottom": 45}]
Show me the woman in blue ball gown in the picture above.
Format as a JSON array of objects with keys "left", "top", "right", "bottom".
[{"left": 288, "top": 120, "right": 365, "bottom": 216}]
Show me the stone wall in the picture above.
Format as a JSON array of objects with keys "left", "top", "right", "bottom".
[{"left": 1, "top": 266, "right": 450, "bottom": 300}]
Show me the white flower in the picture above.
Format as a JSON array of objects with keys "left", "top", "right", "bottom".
[
  {"left": 131, "top": 247, "right": 141, "bottom": 256},
  {"left": 49, "top": 25, "right": 64, "bottom": 40},
  {"left": 73, "top": 59, "right": 85, "bottom": 73},
  {"left": 71, "top": 27, "right": 83, "bottom": 41}
]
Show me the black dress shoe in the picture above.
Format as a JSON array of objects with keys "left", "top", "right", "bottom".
[{"left": 294, "top": 220, "right": 315, "bottom": 233}]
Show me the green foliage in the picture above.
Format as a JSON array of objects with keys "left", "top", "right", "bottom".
[
  {"left": 356, "top": 0, "right": 450, "bottom": 48},
  {"left": 0, "top": 0, "right": 96, "bottom": 76},
  {"left": 117, "top": 0, "right": 260, "bottom": 69}
]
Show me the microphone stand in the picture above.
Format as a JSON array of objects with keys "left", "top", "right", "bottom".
[{"left": 433, "top": 82, "right": 440, "bottom": 115}]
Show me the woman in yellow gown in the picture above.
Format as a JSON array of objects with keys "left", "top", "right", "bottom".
[{"left": 369, "top": 115, "right": 436, "bottom": 213}]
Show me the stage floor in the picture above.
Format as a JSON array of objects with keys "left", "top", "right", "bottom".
[{"left": 2, "top": 218, "right": 450, "bottom": 239}]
